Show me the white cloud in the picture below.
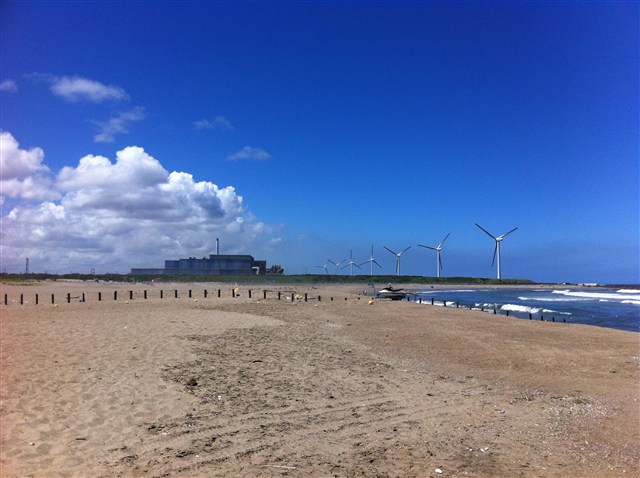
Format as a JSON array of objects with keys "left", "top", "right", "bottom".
[
  {"left": 228, "top": 146, "right": 272, "bottom": 161},
  {"left": 0, "top": 79, "right": 18, "bottom": 92},
  {"left": 194, "top": 115, "right": 234, "bottom": 131},
  {"left": 92, "top": 107, "right": 146, "bottom": 143},
  {"left": 50, "top": 75, "right": 129, "bottom": 103},
  {"left": 0, "top": 132, "right": 58, "bottom": 201},
  {"left": 0, "top": 132, "right": 279, "bottom": 273}
]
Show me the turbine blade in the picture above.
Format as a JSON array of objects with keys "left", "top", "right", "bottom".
[
  {"left": 384, "top": 246, "right": 397, "bottom": 255},
  {"left": 373, "top": 260, "right": 382, "bottom": 268},
  {"left": 475, "top": 223, "right": 496, "bottom": 239},
  {"left": 401, "top": 245, "right": 412, "bottom": 255},
  {"left": 499, "top": 227, "right": 518, "bottom": 239},
  {"left": 439, "top": 233, "right": 450, "bottom": 247},
  {"left": 418, "top": 244, "right": 437, "bottom": 251},
  {"left": 492, "top": 243, "right": 497, "bottom": 267}
]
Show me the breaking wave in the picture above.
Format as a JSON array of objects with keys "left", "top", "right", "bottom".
[{"left": 552, "top": 290, "right": 640, "bottom": 301}]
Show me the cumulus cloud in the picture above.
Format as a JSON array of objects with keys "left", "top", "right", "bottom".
[
  {"left": 228, "top": 146, "right": 272, "bottom": 161},
  {"left": 0, "top": 79, "right": 18, "bottom": 92},
  {"left": 0, "top": 132, "right": 279, "bottom": 273},
  {"left": 194, "top": 115, "right": 234, "bottom": 131},
  {"left": 0, "top": 132, "right": 58, "bottom": 201},
  {"left": 50, "top": 75, "right": 129, "bottom": 103},
  {"left": 92, "top": 107, "right": 146, "bottom": 143}
]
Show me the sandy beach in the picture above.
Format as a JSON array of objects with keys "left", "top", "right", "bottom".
[{"left": 1, "top": 280, "right": 638, "bottom": 477}]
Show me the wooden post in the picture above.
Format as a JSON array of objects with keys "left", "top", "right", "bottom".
[
  {"left": 35, "top": 294, "right": 39, "bottom": 305},
  {"left": 232, "top": 288, "right": 236, "bottom": 298},
  {"left": 160, "top": 290, "right": 164, "bottom": 299},
  {"left": 318, "top": 295, "right": 321, "bottom": 302},
  {"left": 114, "top": 291, "right": 118, "bottom": 300},
  {"left": 248, "top": 289, "right": 252, "bottom": 299},
  {"left": 4, "top": 294, "right": 7, "bottom": 305},
  {"left": 129, "top": 291, "right": 133, "bottom": 300},
  {"left": 51, "top": 293, "right": 55, "bottom": 304},
  {"left": 263, "top": 290, "right": 267, "bottom": 299},
  {"left": 144, "top": 290, "right": 148, "bottom": 299},
  {"left": 82, "top": 293, "right": 85, "bottom": 302},
  {"left": 67, "top": 293, "right": 71, "bottom": 303},
  {"left": 217, "top": 289, "right": 221, "bottom": 298},
  {"left": 20, "top": 294, "right": 24, "bottom": 305},
  {"left": 174, "top": 290, "right": 178, "bottom": 298},
  {"left": 304, "top": 293, "right": 307, "bottom": 302},
  {"left": 277, "top": 291, "right": 281, "bottom": 300},
  {"left": 291, "top": 293, "right": 295, "bottom": 302},
  {"left": 204, "top": 289, "right": 208, "bottom": 298},
  {"left": 431, "top": 298, "right": 434, "bottom": 305},
  {"left": 443, "top": 300, "right": 446, "bottom": 307},
  {"left": 189, "top": 290, "right": 192, "bottom": 298},
  {"left": 98, "top": 292, "right": 102, "bottom": 301},
  {"left": 506, "top": 310, "right": 510, "bottom": 316}
]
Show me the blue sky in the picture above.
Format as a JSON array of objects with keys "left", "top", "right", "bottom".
[{"left": 1, "top": 1, "right": 638, "bottom": 283}]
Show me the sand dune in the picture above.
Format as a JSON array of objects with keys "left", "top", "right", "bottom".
[{"left": 1, "top": 281, "right": 638, "bottom": 477}]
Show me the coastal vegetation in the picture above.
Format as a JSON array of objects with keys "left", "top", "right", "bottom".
[{"left": 1, "top": 273, "right": 535, "bottom": 286}]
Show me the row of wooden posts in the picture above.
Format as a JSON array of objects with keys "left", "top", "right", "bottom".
[
  {"left": 2, "top": 288, "right": 351, "bottom": 305},
  {"left": 412, "top": 296, "right": 564, "bottom": 322},
  {"left": 3, "top": 289, "right": 564, "bottom": 322}
]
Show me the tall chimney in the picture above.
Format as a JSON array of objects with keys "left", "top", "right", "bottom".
[{"left": 216, "top": 238, "right": 220, "bottom": 255}]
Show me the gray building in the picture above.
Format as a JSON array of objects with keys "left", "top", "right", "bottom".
[{"left": 130, "top": 254, "right": 267, "bottom": 276}]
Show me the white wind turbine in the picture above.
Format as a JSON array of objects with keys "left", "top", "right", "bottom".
[
  {"left": 384, "top": 245, "right": 411, "bottom": 276},
  {"left": 315, "top": 260, "right": 330, "bottom": 275},
  {"left": 475, "top": 223, "right": 518, "bottom": 279},
  {"left": 359, "top": 245, "right": 382, "bottom": 276},
  {"left": 341, "top": 250, "right": 361, "bottom": 276},
  {"left": 417, "top": 233, "right": 450, "bottom": 278},
  {"left": 328, "top": 258, "right": 346, "bottom": 275}
]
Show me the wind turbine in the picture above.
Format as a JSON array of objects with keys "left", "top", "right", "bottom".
[
  {"left": 341, "top": 250, "right": 361, "bottom": 276},
  {"left": 475, "top": 223, "right": 518, "bottom": 279},
  {"left": 359, "top": 245, "right": 382, "bottom": 276},
  {"left": 315, "top": 260, "right": 330, "bottom": 275},
  {"left": 384, "top": 245, "right": 411, "bottom": 276},
  {"left": 328, "top": 258, "right": 346, "bottom": 275},
  {"left": 418, "top": 233, "right": 450, "bottom": 278}
]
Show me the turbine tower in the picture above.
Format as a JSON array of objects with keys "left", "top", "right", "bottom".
[
  {"left": 475, "top": 223, "right": 518, "bottom": 279},
  {"left": 359, "top": 245, "right": 382, "bottom": 276},
  {"left": 418, "top": 233, "right": 450, "bottom": 278},
  {"left": 341, "top": 250, "right": 361, "bottom": 276},
  {"left": 384, "top": 245, "right": 411, "bottom": 276}
]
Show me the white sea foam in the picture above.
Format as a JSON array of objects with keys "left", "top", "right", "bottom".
[
  {"left": 552, "top": 290, "right": 640, "bottom": 301},
  {"left": 518, "top": 296, "right": 587, "bottom": 302},
  {"left": 501, "top": 304, "right": 542, "bottom": 314},
  {"left": 501, "top": 304, "right": 571, "bottom": 316},
  {"left": 621, "top": 300, "right": 640, "bottom": 306},
  {"left": 618, "top": 289, "right": 640, "bottom": 294}
]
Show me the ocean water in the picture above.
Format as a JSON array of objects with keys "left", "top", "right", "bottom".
[{"left": 413, "top": 288, "right": 640, "bottom": 333}]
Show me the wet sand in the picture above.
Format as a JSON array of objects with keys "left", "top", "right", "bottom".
[{"left": 1, "top": 280, "right": 638, "bottom": 477}]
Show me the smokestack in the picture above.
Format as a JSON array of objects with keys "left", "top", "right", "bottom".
[{"left": 216, "top": 238, "right": 219, "bottom": 255}]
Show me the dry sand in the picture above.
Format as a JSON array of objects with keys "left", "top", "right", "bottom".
[{"left": 1, "top": 280, "right": 638, "bottom": 477}]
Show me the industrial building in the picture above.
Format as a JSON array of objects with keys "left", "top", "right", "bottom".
[{"left": 130, "top": 254, "right": 268, "bottom": 276}]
